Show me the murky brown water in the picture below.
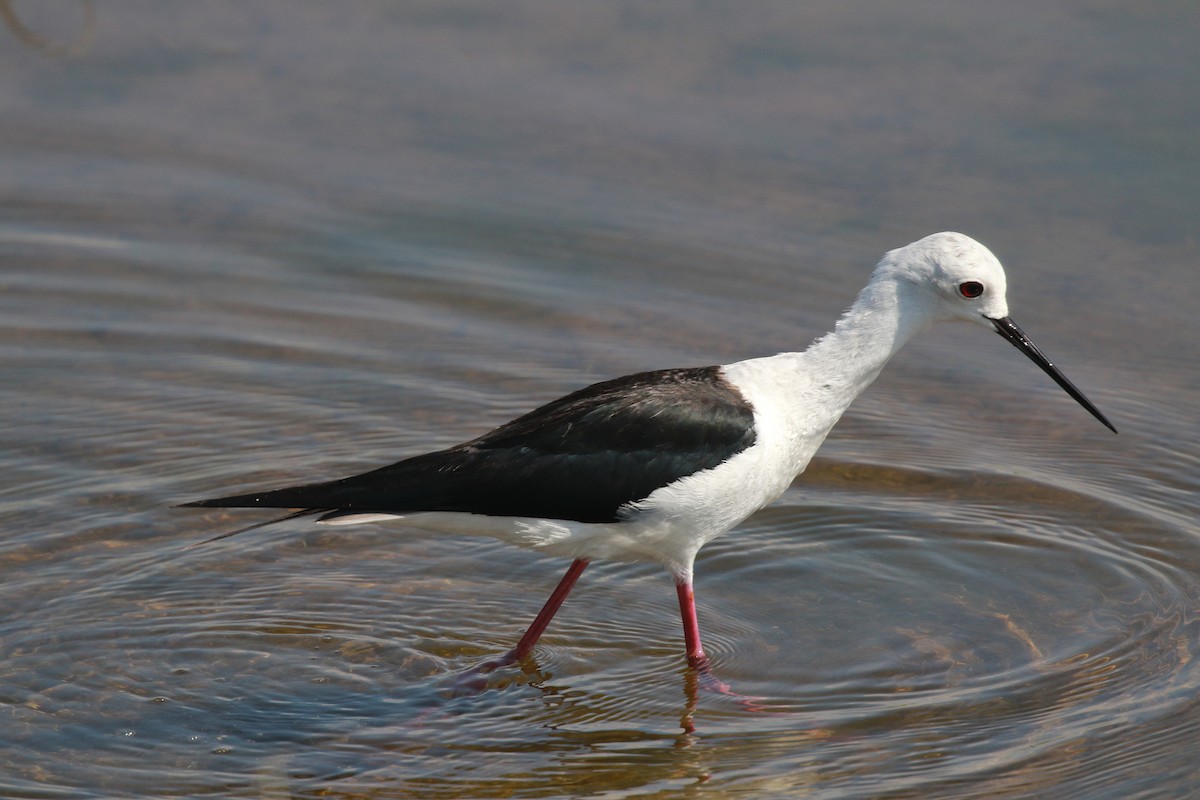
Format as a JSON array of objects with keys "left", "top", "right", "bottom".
[{"left": 2, "top": 2, "right": 1198, "bottom": 798}]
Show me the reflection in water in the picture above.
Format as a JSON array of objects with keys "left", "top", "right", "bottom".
[
  {"left": 2, "top": 198, "right": 1197, "bottom": 797},
  {"left": 1, "top": 2, "right": 1198, "bottom": 798}
]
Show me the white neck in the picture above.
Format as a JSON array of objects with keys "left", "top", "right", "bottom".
[
  {"left": 725, "top": 274, "right": 933, "bottom": 463},
  {"left": 801, "top": 275, "right": 931, "bottom": 396}
]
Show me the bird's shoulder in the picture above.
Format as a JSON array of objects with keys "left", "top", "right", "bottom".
[{"left": 468, "top": 365, "right": 757, "bottom": 454}]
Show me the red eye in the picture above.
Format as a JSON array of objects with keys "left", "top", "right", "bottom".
[{"left": 958, "top": 281, "right": 984, "bottom": 299}]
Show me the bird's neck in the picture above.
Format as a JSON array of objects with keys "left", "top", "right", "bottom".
[
  {"left": 729, "top": 276, "right": 931, "bottom": 450},
  {"left": 724, "top": 275, "right": 934, "bottom": 473},
  {"left": 801, "top": 275, "right": 930, "bottom": 396}
]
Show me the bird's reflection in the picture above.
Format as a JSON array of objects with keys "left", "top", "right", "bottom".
[{"left": 438, "top": 649, "right": 767, "bottom": 735}]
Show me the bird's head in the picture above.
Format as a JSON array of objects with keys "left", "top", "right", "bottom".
[
  {"left": 880, "top": 231, "right": 1011, "bottom": 328},
  {"left": 875, "top": 231, "right": 1116, "bottom": 434}
]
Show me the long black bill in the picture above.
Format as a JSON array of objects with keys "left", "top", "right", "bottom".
[{"left": 991, "top": 316, "right": 1116, "bottom": 433}]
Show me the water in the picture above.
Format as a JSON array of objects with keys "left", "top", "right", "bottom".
[{"left": 2, "top": 3, "right": 1197, "bottom": 798}]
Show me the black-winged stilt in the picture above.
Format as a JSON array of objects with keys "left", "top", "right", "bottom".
[{"left": 182, "top": 232, "right": 1115, "bottom": 679}]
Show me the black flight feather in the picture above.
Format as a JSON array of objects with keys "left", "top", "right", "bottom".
[{"left": 182, "top": 366, "right": 756, "bottom": 530}]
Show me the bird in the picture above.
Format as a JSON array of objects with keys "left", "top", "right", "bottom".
[{"left": 182, "top": 232, "right": 1115, "bottom": 679}]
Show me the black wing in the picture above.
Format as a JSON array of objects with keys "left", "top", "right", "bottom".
[{"left": 182, "top": 366, "right": 756, "bottom": 524}]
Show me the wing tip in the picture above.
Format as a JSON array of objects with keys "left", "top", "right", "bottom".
[
  {"left": 181, "top": 507, "right": 323, "bottom": 550},
  {"left": 176, "top": 494, "right": 280, "bottom": 509}
]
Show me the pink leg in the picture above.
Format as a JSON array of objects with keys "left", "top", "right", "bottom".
[
  {"left": 675, "top": 571, "right": 749, "bottom": 702},
  {"left": 508, "top": 557, "right": 590, "bottom": 662},
  {"left": 675, "top": 575, "right": 711, "bottom": 672},
  {"left": 451, "top": 558, "right": 589, "bottom": 692}
]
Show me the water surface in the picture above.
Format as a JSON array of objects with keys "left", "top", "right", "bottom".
[{"left": 1, "top": 3, "right": 1197, "bottom": 798}]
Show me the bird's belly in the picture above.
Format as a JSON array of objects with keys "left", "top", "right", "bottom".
[
  {"left": 318, "top": 434, "right": 803, "bottom": 571},
  {"left": 328, "top": 510, "right": 689, "bottom": 565},
  {"left": 613, "top": 436, "right": 803, "bottom": 564}
]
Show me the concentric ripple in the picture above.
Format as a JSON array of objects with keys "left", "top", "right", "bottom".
[{"left": 3, "top": 12, "right": 1198, "bottom": 792}]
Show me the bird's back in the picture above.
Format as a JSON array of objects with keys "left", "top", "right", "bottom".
[{"left": 184, "top": 366, "right": 759, "bottom": 525}]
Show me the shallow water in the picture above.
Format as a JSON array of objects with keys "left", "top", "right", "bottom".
[{"left": 2, "top": 3, "right": 1198, "bottom": 798}]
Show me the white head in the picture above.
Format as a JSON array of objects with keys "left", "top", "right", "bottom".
[
  {"left": 877, "top": 231, "right": 1010, "bottom": 327},
  {"left": 865, "top": 231, "right": 1115, "bottom": 433}
]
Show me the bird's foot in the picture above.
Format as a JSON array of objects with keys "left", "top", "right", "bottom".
[
  {"left": 444, "top": 648, "right": 527, "bottom": 696},
  {"left": 687, "top": 654, "right": 767, "bottom": 712}
]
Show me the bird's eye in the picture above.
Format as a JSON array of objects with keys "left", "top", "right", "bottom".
[{"left": 958, "top": 281, "right": 984, "bottom": 299}]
